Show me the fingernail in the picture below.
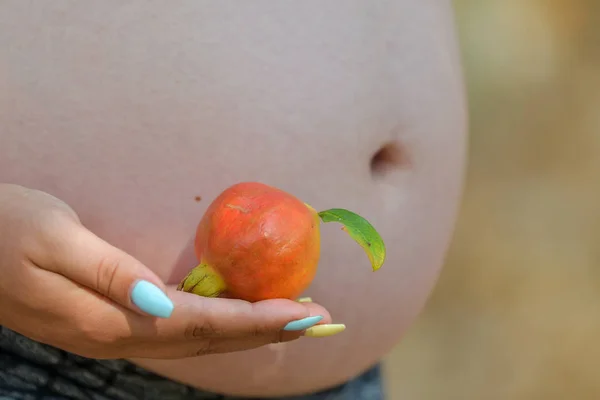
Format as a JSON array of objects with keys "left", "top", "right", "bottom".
[
  {"left": 296, "top": 297, "right": 312, "bottom": 303},
  {"left": 282, "top": 315, "right": 323, "bottom": 331},
  {"left": 131, "top": 280, "right": 174, "bottom": 318},
  {"left": 304, "top": 324, "right": 346, "bottom": 338}
]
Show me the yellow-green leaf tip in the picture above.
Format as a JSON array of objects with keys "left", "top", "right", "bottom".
[{"left": 317, "top": 208, "right": 386, "bottom": 271}]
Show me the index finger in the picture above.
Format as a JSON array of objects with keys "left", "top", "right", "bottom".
[{"left": 149, "top": 287, "right": 332, "bottom": 340}]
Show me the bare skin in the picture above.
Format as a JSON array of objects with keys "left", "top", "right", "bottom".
[{"left": 0, "top": 1, "right": 467, "bottom": 397}]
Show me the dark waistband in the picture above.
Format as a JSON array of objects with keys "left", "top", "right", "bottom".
[{"left": 0, "top": 326, "right": 384, "bottom": 400}]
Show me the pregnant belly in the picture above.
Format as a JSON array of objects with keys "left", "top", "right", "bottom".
[
  {"left": 0, "top": 123, "right": 465, "bottom": 395},
  {"left": 0, "top": 2, "right": 466, "bottom": 392}
]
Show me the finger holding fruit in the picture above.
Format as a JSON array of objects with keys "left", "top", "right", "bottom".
[
  {"left": 0, "top": 183, "right": 335, "bottom": 360},
  {"left": 177, "top": 181, "right": 387, "bottom": 337}
]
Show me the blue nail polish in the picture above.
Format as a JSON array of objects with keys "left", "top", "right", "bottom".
[
  {"left": 131, "top": 280, "right": 174, "bottom": 318},
  {"left": 283, "top": 315, "right": 323, "bottom": 331}
]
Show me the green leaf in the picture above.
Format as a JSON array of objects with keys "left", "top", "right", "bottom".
[{"left": 317, "top": 208, "right": 386, "bottom": 271}]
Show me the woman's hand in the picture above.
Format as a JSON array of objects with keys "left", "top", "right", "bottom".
[{"left": 0, "top": 184, "right": 331, "bottom": 359}]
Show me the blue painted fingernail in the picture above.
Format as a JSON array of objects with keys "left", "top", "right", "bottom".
[
  {"left": 283, "top": 315, "right": 323, "bottom": 331},
  {"left": 131, "top": 280, "right": 174, "bottom": 318}
]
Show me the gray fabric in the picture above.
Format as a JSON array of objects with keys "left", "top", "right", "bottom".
[{"left": 0, "top": 326, "right": 384, "bottom": 400}]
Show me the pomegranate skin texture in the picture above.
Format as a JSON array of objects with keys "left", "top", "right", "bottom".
[{"left": 177, "top": 182, "right": 385, "bottom": 302}]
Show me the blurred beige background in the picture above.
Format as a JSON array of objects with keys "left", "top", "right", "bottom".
[{"left": 383, "top": 1, "right": 600, "bottom": 399}]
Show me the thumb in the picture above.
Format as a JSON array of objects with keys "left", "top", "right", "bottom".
[{"left": 39, "top": 220, "right": 174, "bottom": 319}]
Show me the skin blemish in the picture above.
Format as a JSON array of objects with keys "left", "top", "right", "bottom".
[
  {"left": 226, "top": 204, "right": 250, "bottom": 213},
  {"left": 194, "top": 196, "right": 202, "bottom": 202}
]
